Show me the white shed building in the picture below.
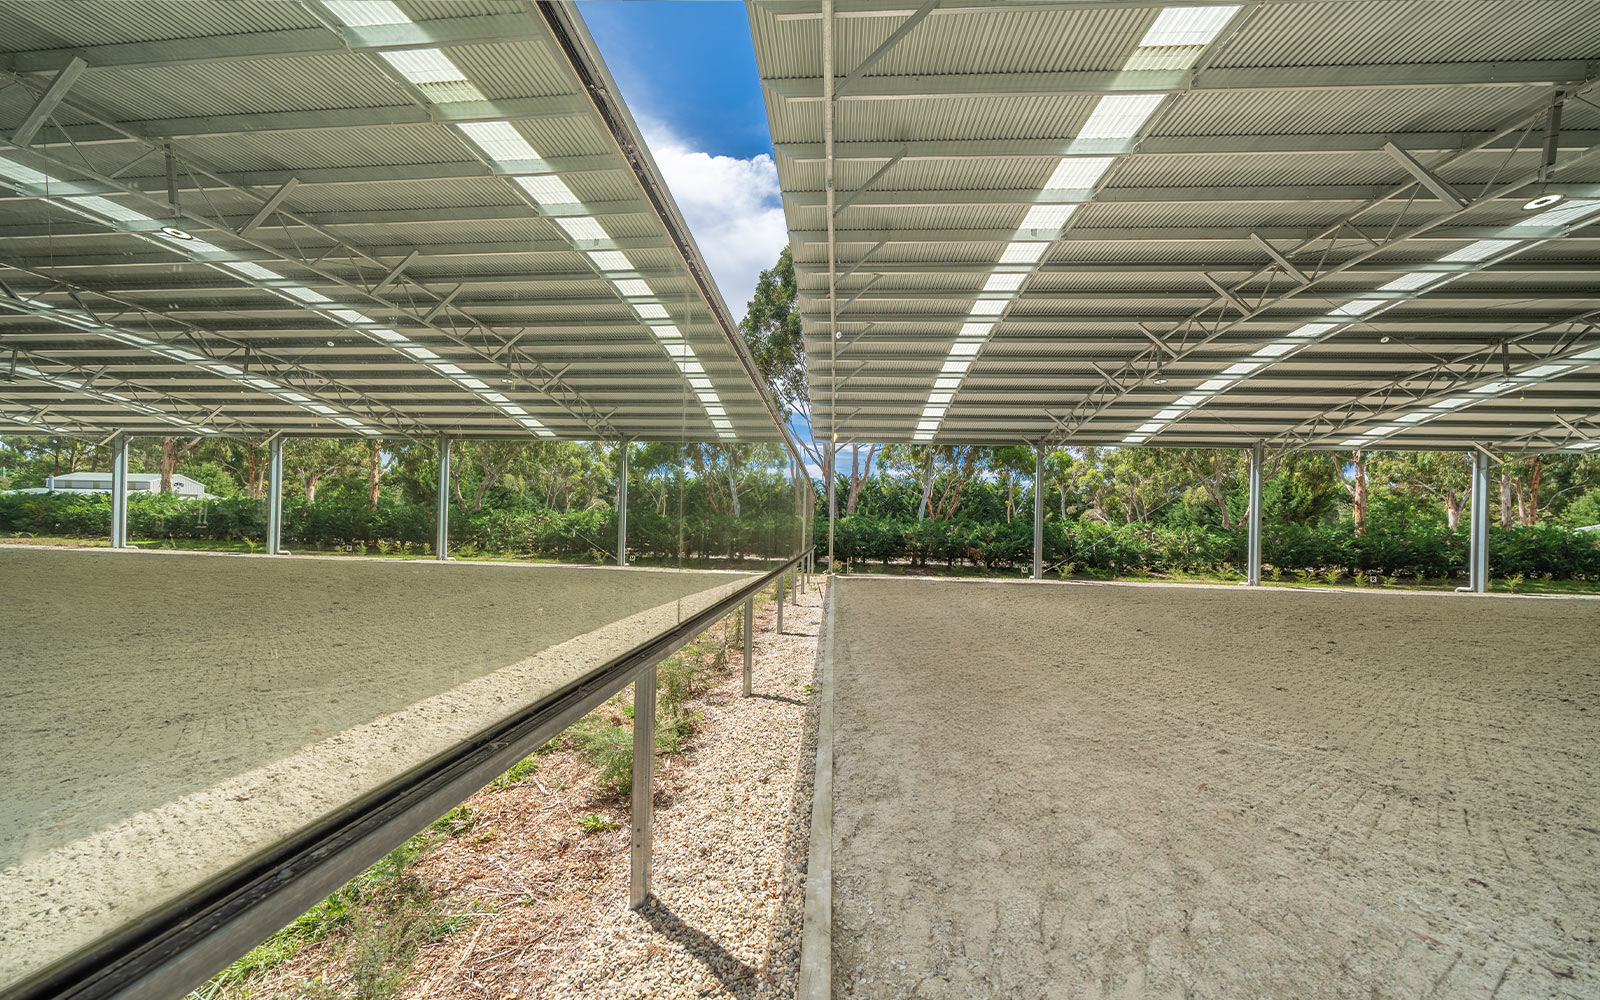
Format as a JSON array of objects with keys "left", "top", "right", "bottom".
[{"left": 43, "top": 471, "right": 210, "bottom": 498}]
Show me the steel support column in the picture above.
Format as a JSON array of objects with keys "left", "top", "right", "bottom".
[
  {"left": 109, "top": 435, "right": 129, "bottom": 549},
  {"left": 776, "top": 575, "right": 785, "bottom": 634},
  {"left": 266, "top": 438, "right": 285, "bottom": 555},
  {"left": 617, "top": 441, "right": 629, "bottom": 567},
  {"left": 435, "top": 435, "right": 451, "bottom": 561},
  {"left": 630, "top": 665, "right": 656, "bottom": 909},
  {"left": 1247, "top": 441, "right": 1264, "bottom": 586},
  {"left": 1469, "top": 450, "right": 1490, "bottom": 593},
  {"left": 1033, "top": 445, "right": 1044, "bottom": 580},
  {"left": 743, "top": 597, "right": 755, "bottom": 697}
]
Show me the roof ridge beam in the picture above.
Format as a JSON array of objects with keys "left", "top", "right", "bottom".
[{"left": 767, "top": 61, "right": 1595, "bottom": 101}]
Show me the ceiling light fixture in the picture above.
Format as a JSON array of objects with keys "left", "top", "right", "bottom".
[
  {"left": 1523, "top": 193, "right": 1564, "bottom": 211},
  {"left": 161, "top": 226, "right": 193, "bottom": 240}
]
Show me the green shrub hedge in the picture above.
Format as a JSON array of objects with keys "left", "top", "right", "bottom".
[
  {"left": 812, "top": 514, "right": 1600, "bottom": 580},
  {"left": 0, "top": 492, "right": 802, "bottom": 563}
]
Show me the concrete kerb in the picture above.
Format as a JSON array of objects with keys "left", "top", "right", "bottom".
[{"left": 796, "top": 578, "right": 838, "bottom": 1000}]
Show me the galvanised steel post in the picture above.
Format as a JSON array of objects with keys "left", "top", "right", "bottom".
[
  {"left": 1470, "top": 450, "right": 1489, "bottom": 593},
  {"left": 1247, "top": 441, "right": 1264, "bottom": 586},
  {"left": 743, "top": 597, "right": 754, "bottom": 697},
  {"left": 266, "top": 437, "right": 285, "bottom": 555},
  {"left": 109, "top": 435, "right": 129, "bottom": 549},
  {"left": 1032, "top": 445, "right": 1044, "bottom": 580},
  {"left": 776, "top": 573, "right": 785, "bottom": 633},
  {"left": 617, "top": 441, "right": 629, "bottom": 567},
  {"left": 630, "top": 665, "right": 656, "bottom": 908},
  {"left": 435, "top": 435, "right": 451, "bottom": 561}
]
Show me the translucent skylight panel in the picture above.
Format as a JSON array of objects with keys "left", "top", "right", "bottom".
[
  {"left": 1429, "top": 397, "right": 1470, "bottom": 408},
  {"left": 929, "top": 392, "right": 953, "bottom": 405},
  {"left": 515, "top": 175, "right": 578, "bottom": 205},
  {"left": 650, "top": 324, "right": 681, "bottom": 339},
  {"left": 1122, "top": 434, "right": 1149, "bottom": 443},
  {"left": 330, "top": 309, "right": 372, "bottom": 324},
  {"left": 1378, "top": 272, "right": 1444, "bottom": 292},
  {"left": 1288, "top": 322, "right": 1336, "bottom": 338},
  {"left": 285, "top": 287, "right": 332, "bottom": 303},
  {"left": 1469, "top": 381, "right": 1514, "bottom": 394},
  {"left": 1020, "top": 204, "right": 1076, "bottom": 231},
  {"left": 587, "top": 250, "right": 632, "bottom": 271},
  {"left": 999, "top": 242, "right": 1048, "bottom": 264},
  {"left": 613, "top": 278, "right": 652, "bottom": 296},
  {"left": 323, "top": 1, "right": 410, "bottom": 25},
  {"left": 933, "top": 377, "right": 960, "bottom": 390},
  {"left": 380, "top": 48, "right": 467, "bottom": 84},
  {"left": 64, "top": 196, "right": 150, "bottom": 223},
  {"left": 1328, "top": 299, "right": 1382, "bottom": 317},
  {"left": 959, "top": 322, "right": 994, "bottom": 338},
  {"left": 982, "top": 273, "right": 1026, "bottom": 293},
  {"left": 1222, "top": 362, "right": 1260, "bottom": 376},
  {"left": 1174, "top": 395, "right": 1204, "bottom": 406},
  {"left": 403, "top": 346, "right": 439, "bottom": 360},
  {"left": 1136, "top": 422, "right": 1163, "bottom": 434},
  {"left": 1252, "top": 342, "right": 1295, "bottom": 357},
  {"left": 1438, "top": 239, "right": 1519, "bottom": 263},
  {"left": 1519, "top": 364, "right": 1569, "bottom": 379},
  {"left": 1077, "top": 94, "right": 1165, "bottom": 140},
  {"left": 1397, "top": 412, "right": 1430, "bottom": 423},
  {"left": 556, "top": 216, "right": 608, "bottom": 241},
  {"left": 1138, "top": 5, "right": 1241, "bottom": 46},
  {"left": 634, "top": 303, "right": 669, "bottom": 319},
  {"left": 1197, "top": 378, "right": 1232, "bottom": 391},
  {"left": 0, "top": 157, "right": 53, "bottom": 185},
  {"left": 1122, "top": 45, "right": 1202, "bottom": 71},
  {"left": 223, "top": 261, "right": 283, "bottom": 281},
  {"left": 969, "top": 299, "right": 1007, "bottom": 316},
  {"left": 457, "top": 121, "right": 539, "bottom": 162},
  {"left": 370, "top": 329, "right": 405, "bottom": 342},
  {"left": 949, "top": 342, "right": 982, "bottom": 356},
  {"left": 1045, "top": 157, "right": 1114, "bottom": 190},
  {"left": 942, "top": 360, "right": 971, "bottom": 374},
  {"left": 1155, "top": 408, "right": 1184, "bottom": 420}
]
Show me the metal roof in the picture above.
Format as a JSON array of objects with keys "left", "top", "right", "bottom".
[
  {"left": 750, "top": 0, "right": 1600, "bottom": 454},
  {"left": 0, "top": 1, "right": 798, "bottom": 452}
]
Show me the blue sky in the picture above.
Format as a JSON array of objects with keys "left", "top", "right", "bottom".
[
  {"left": 579, "top": 2, "right": 772, "bottom": 160},
  {"left": 580, "top": 2, "right": 786, "bottom": 317},
  {"left": 582, "top": 3, "right": 836, "bottom": 470}
]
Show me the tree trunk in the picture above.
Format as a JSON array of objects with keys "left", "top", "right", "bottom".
[
  {"left": 1351, "top": 451, "right": 1367, "bottom": 536},
  {"left": 727, "top": 458, "right": 741, "bottom": 517},
  {"left": 160, "top": 435, "right": 200, "bottom": 493},
  {"left": 1499, "top": 469, "right": 1514, "bottom": 529},
  {"left": 1444, "top": 488, "right": 1462, "bottom": 531},
  {"left": 304, "top": 472, "right": 319, "bottom": 504},
  {"left": 367, "top": 439, "right": 382, "bottom": 511},
  {"left": 161, "top": 437, "right": 177, "bottom": 493},
  {"left": 916, "top": 450, "right": 934, "bottom": 520},
  {"left": 245, "top": 445, "right": 264, "bottom": 500},
  {"left": 1524, "top": 456, "right": 1542, "bottom": 525}
]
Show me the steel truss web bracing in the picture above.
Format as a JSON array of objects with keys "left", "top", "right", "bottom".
[
  {"left": 0, "top": 1, "right": 797, "bottom": 449},
  {"left": 750, "top": 0, "right": 1600, "bottom": 456}
]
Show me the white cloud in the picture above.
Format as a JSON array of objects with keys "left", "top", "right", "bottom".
[{"left": 640, "top": 121, "right": 788, "bottom": 315}]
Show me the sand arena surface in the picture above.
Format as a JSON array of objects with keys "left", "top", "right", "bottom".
[
  {"left": 826, "top": 577, "right": 1600, "bottom": 999},
  {"left": 0, "top": 546, "right": 755, "bottom": 988}
]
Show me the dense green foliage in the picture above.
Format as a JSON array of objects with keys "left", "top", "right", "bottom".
[{"left": 814, "top": 514, "right": 1600, "bottom": 581}]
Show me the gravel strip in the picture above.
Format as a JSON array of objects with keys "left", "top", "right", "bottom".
[{"left": 542, "top": 577, "right": 826, "bottom": 1000}]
